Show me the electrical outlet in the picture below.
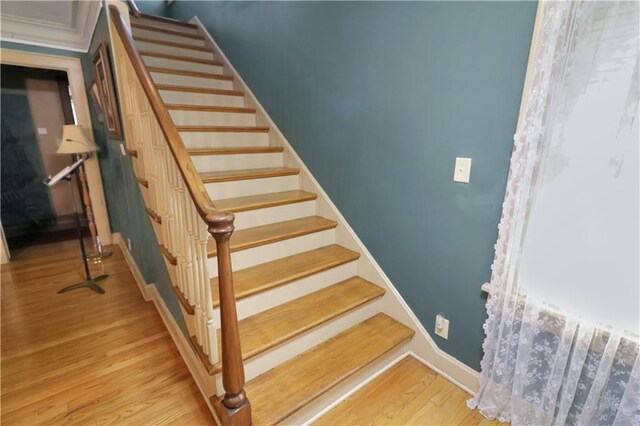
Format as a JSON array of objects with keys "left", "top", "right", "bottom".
[
  {"left": 453, "top": 157, "right": 472, "bottom": 183},
  {"left": 435, "top": 314, "right": 449, "bottom": 339},
  {"left": 127, "top": 238, "right": 132, "bottom": 251}
]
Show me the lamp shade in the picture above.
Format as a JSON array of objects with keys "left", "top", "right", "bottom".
[{"left": 57, "top": 125, "right": 99, "bottom": 154}]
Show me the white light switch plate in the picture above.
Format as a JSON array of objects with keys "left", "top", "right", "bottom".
[
  {"left": 453, "top": 157, "right": 472, "bottom": 183},
  {"left": 120, "top": 143, "right": 127, "bottom": 156}
]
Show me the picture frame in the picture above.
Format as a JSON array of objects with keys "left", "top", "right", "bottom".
[
  {"left": 89, "top": 81, "right": 105, "bottom": 125},
  {"left": 93, "top": 43, "right": 123, "bottom": 140}
]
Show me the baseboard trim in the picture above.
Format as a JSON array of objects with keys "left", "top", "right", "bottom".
[{"left": 112, "top": 233, "right": 220, "bottom": 424}]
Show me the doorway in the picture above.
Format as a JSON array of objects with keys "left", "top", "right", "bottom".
[{"left": 1, "top": 64, "right": 86, "bottom": 250}]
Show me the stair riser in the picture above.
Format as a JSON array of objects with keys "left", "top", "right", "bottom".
[
  {"left": 169, "top": 110, "right": 256, "bottom": 127},
  {"left": 179, "top": 131, "right": 269, "bottom": 149},
  {"left": 207, "top": 228, "right": 336, "bottom": 277},
  {"left": 159, "top": 91, "right": 244, "bottom": 108},
  {"left": 232, "top": 200, "right": 316, "bottom": 230},
  {"left": 150, "top": 72, "right": 233, "bottom": 90},
  {"left": 283, "top": 344, "right": 412, "bottom": 425},
  {"left": 132, "top": 28, "right": 205, "bottom": 47},
  {"left": 226, "top": 262, "right": 358, "bottom": 321},
  {"left": 205, "top": 174, "right": 299, "bottom": 199},
  {"left": 142, "top": 55, "right": 223, "bottom": 74},
  {"left": 214, "top": 303, "right": 385, "bottom": 393},
  {"left": 135, "top": 40, "right": 214, "bottom": 60},
  {"left": 136, "top": 18, "right": 200, "bottom": 35},
  {"left": 191, "top": 152, "right": 282, "bottom": 173}
]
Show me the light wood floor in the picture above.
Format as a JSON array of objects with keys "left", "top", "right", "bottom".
[
  {"left": 315, "top": 356, "right": 499, "bottom": 426},
  {"left": 1, "top": 240, "right": 213, "bottom": 425}
]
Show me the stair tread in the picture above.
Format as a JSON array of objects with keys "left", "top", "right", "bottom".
[
  {"left": 177, "top": 125, "right": 269, "bottom": 132},
  {"left": 214, "top": 190, "right": 318, "bottom": 213},
  {"left": 207, "top": 216, "right": 336, "bottom": 257},
  {"left": 137, "top": 13, "right": 198, "bottom": 29},
  {"left": 156, "top": 84, "right": 244, "bottom": 96},
  {"left": 244, "top": 313, "right": 415, "bottom": 425},
  {"left": 147, "top": 66, "right": 233, "bottom": 80},
  {"left": 169, "top": 105, "right": 256, "bottom": 114},
  {"left": 189, "top": 146, "right": 283, "bottom": 156},
  {"left": 210, "top": 244, "right": 360, "bottom": 307},
  {"left": 140, "top": 51, "right": 223, "bottom": 66},
  {"left": 211, "top": 277, "right": 385, "bottom": 374},
  {"left": 131, "top": 22, "right": 204, "bottom": 39},
  {"left": 200, "top": 167, "right": 299, "bottom": 183},
  {"left": 133, "top": 35, "right": 211, "bottom": 52}
]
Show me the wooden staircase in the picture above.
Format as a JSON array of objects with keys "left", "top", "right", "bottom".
[{"left": 110, "top": 7, "right": 418, "bottom": 425}]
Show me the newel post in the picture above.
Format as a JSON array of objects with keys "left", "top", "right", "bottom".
[{"left": 208, "top": 212, "right": 251, "bottom": 426}]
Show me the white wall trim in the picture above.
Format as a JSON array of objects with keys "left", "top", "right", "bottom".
[
  {"left": 112, "top": 232, "right": 220, "bottom": 424},
  {"left": 192, "top": 16, "right": 480, "bottom": 394}
]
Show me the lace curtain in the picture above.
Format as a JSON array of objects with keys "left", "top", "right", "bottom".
[{"left": 469, "top": 1, "right": 639, "bottom": 424}]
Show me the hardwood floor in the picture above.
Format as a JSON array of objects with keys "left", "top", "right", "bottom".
[
  {"left": 1, "top": 240, "right": 213, "bottom": 425},
  {"left": 315, "top": 356, "right": 499, "bottom": 426}
]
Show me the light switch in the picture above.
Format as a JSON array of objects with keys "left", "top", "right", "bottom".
[
  {"left": 120, "top": 143, "right": 127, "bottom": 156},
  {"left": 37, "top": 127, "right": 48, "bottom": 135},
  {"left": 453, "top": 157, "right": 472, "bottom": 183}
]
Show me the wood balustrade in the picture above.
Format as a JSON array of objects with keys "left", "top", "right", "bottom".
[{"left": 109, "top": 5, "right": 251, "bottom": 424}]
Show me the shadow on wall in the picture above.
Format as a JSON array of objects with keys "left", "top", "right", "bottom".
[{"left": 80, "top": 8, "right": 188, "bottom": 336}]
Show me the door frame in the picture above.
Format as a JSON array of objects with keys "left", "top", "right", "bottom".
[{"left": 1, "top": 48, "right": 113, "bottom": 255}]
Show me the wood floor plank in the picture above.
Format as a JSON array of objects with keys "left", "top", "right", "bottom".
[
  {"left": 1, "top": 240, "right": 213, "bottom": 425},
  {"left": 315, "top": 356, "right": 501, "bottom": 426},
  {"left": 243, "top": 313, "right": 414, "bottom": 425},
  {"left": 210, "top": 244, "right": 360, "bottom": 307}
]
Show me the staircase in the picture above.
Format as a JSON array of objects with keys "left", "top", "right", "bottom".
[{"left": 109, "top": 7, "right": 421, "bottom": 425}]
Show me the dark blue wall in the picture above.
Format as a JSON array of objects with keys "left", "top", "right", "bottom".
[
  {"left": 82, "top": 9, "right": 188, "bottom": 335},
  {"left": 148, "top": 0, "right": 537, "bottom": 369}
]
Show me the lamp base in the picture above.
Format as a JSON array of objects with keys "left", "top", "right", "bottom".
[
  {"left": 87, "top": 250, "right": 112, "bottom": 262},
  {"left": 57, "top": 275, "right": 108, "bottom": 294}
]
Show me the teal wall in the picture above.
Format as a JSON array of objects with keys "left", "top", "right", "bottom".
[
  {"left": 1, "top": 14, "right": 187, "bottom": 335},
  {"left": 150, "top": 0, "right": 537, "bottom": 369}
]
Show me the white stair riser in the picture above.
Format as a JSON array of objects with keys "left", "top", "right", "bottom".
[
  {"left": 283, "top": 344, "right": 412, "bottom": 425},
  {"left": 214, "top": 303, "right": 385, "bottom": 392},
  {"left": 180, "top": 131, "right": 269, "bottom": 148},
  {"left": 150, "top": 72, "right": 233, "bottom": 90},
  {"left": 142, "top": 55, "right": 223, "bottom": 74},
  {"left": 191, "top": 152, "right": 283, "bottom": 173},
  {"left": 205, "top": 174, "right": 299, "bottom": 199},
  {"left": 207, "top": 228, "right": 336, "bottom": 277},
  {"left": 135, "top": 40, "right": 213, "bottom": 60},
  {"left": 225, "top": 262, "right": 358, "bottom": 321},
  {"left": 159, "top": 90, "right": 244, "bottom": 108},
  {"left": 169, "top": 110, "right": 256, "bottom": 127},
  {"left": 137, "top": 18, "right": 200, "bottom": 35},
  {"left": 132, "top": 28, "right": 205, "bottom": 47},
  {"left": 232, "top": 200, "right": 316, "bottom": 230}
]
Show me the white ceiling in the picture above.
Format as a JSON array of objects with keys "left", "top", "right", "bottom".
[{"left": 0, "top": 0, "right": 102, "bottom": 52}]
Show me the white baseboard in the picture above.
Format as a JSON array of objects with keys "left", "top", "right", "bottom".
[{"left": 112, "top": 233, "right": 220, "bottom": 424}]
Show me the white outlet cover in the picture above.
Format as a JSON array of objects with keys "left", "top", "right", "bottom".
[
  {"left": 435, "top": 314, "right": 449, "bottom": 339},
  {"left": 453, "top": 157, "right": 472, "bottom": 183}
]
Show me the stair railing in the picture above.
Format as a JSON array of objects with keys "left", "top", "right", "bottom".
[{"left": 109, "top": 5, "right": 251, "bottom": 425}]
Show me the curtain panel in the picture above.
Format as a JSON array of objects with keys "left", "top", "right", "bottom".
[{"left": 470, "top": 1, "right": 639, "bottom": 424}]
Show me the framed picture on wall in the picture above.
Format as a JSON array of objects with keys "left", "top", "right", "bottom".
[
  {"left": 93, "top": 43, "right": 123, "bottom": 140},
  {"left": 89, "top": 81, "right": 105, "bottom": 124}
]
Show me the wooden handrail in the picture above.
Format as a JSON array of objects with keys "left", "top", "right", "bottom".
[
  {"left": 109, "top": 6, "right": 251, "bottom": 424},
  {"left": 126, "top": 0, "right": 142, "bottom": 18}
]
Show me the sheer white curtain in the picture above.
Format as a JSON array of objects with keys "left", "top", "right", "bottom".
[{"left": 469, "top": 1, "right": 639, "bottom": 424}]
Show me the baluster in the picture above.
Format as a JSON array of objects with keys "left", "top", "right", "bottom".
[{"left": 209, "top": 213, "right": 251, "bottom": 425}]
